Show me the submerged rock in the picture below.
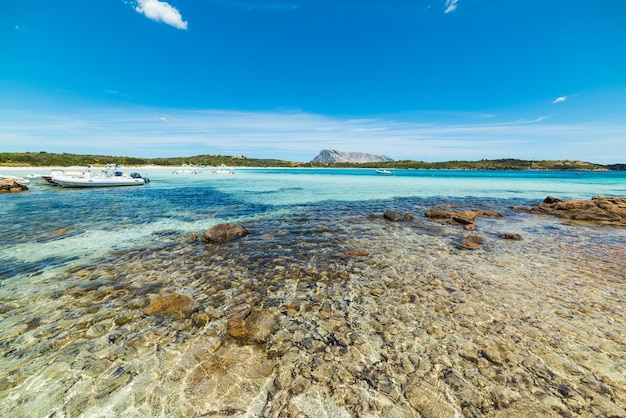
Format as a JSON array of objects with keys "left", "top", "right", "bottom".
[
  {"left": 426, "top": 209, "right": 502, "bottom": 230},
  {"left": 344, "top": 249, "right": 370, "bottom": 257},
  {"left": 226, "top": 303, "right": 278, "bottom": 343},
  {"left": 203, "top": 223, "right": 249, "bottom": 244},
  {"left": 383, "top": 210, "right": 414, "bottom": 222},
  {"left": 459, "top": 235, "right": 484, "bottom": 250},
  {"left": 143, "top": 293, "right": 198, "bottom": 319},
  {"left": 500, "top": 233, "right": 522, "bottom": 240}
]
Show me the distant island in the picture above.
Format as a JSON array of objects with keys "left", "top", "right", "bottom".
[
  {"left": 311, "top": 149, "right": 393, "bottom": 164},
  {"left": 0, "top": 151, "right": 623, "bottom": 171}
]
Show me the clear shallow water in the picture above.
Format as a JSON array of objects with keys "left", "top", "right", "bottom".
[{"left": 1, "top": 168, "right": 625, "bottom": 417}]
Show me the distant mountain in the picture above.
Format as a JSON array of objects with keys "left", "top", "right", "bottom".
[{"left": 311, "top": 149, "right": 394, "bottom": 164}]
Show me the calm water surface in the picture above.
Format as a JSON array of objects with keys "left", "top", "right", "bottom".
[{"left": 1, "top": 168, "right": 625, "bottom": 417}]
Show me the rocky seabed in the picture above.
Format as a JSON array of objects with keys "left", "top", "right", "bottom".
[{"left": 0, "top": 204, "right": 625, "bottom": 417}]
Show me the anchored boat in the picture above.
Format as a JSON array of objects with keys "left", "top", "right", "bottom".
[{"left": 50, "top": 164, "right": 150, "bottom": 188}]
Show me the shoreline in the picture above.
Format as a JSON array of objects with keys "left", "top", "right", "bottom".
[{"left": 0, "top": 165, "right": 620, "bottom": 172}]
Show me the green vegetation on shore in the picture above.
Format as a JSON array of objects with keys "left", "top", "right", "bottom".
[{"left": 0, "top": 151, "right": 621, "bottom": 170}]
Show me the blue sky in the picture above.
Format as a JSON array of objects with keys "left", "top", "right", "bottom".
[{"left": 1, "top": 0, "right": 625, "bottom": 163}]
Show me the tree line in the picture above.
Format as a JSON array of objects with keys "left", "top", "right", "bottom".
[{"left": 0, "top": 152, "right": 617, "bottom": 170}]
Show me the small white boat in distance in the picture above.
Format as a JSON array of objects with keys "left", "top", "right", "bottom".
[
  {"left": 375, "top": 169, "right": 393, "bottom": 175},
  {"left": 211, "top": 164, "right": 235, "bottom": 175},
  {"left": 172, "top": 164, "right": 203, "bottom": 174},
  {"left": 50, "top": 164, "right": 150, "bottom": 188}
]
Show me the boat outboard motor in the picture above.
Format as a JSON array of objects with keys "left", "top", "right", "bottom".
[{"left": 130, "top": 172, "right": 150, "bottom": 183}]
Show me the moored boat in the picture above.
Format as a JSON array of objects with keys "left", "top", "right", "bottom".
[
  {"left": 50, "top": 164, "right": 150, "bottom": 188},
  {"left": 172, "top": 164, "right": 203, "bottom": 174},
  {"left": 375, "top": 169, "right": 393, "bottom": 175},
  {"left": 211, "top": 164, "right": 235, "bottom": 175}
]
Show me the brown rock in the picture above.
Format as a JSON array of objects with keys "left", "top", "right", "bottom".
[
  {"left": 227, "top": 303, "right": 252, "bottom": 339},
  {"left": 517, "top": 196, "right": 626, "bottom": 227},
  {"left": 543, "top": 196, "right": 562, "bottom": 204},
  {"left": 203, "top": 223, "right": 249, "bottom": 244},
  {"left": 383, "top": 210, "right": 403, "bottom": 222},
  {"left": 465, "top": 235, "right": 484, "bottom": 244},
  {"left": 345, "top": 249, "right": 369, "bottom": 256},
  {"left": 500, "top": 233, "right": 522, "bottom": 240},
  {"left": 459, "top": 240, "right": 481, "bottom": 250},
  {"left": 144, "top": 293, "right": 198, "bottom": 319},
  {"left": 426, "top": 208, "right": 501, "bottom": 231},
  {"left": 227, "top": 303, "right": 278, "bottom": 343},
  {"left": 0, "top": 179, "right": 28, "bottom": 192}
]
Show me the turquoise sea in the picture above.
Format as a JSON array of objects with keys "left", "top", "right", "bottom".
[{"left": 1, "top": 168, "right": 625, "bottom": 417}]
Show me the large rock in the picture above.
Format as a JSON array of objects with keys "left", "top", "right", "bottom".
[
  {"left": 226, "top": 303, "right": 278, "bottom": 343},
  {"left": 425, "top": 209, "right": 502, "bottom": 230},
  {"left": 0, "top": 178, "right": 28, "bottom": 192},
  {"left": 203, "top": 223, "right": 249, "bottom": 244},
  {"left": 514, "top": 196, "right": 626, "bottom": 227},
  {"left": 143, "top": 293, "right": 199, "bottom": 319}
]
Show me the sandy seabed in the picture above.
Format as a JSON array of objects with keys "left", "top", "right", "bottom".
[{"left": 0, "top": 203, "right": 625, "bottom": 417}]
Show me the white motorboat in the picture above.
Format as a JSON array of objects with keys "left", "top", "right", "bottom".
[
  {"left": 375, "top": 169, "right": 393, "bottom": 175},
  {"left": 50, "top": 164, "right": 150, "bottom": 188},
  {"left": 172, "top": 164, "right": 203, "bottom": 175},
  {"left": 211, "top": 164, "right": 235, "bottom": 175},
  {"left": 36, "top": 169, "right": 89, "bottom": 185}
]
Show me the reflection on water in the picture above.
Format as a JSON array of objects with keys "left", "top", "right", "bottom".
[{"left": 1, "top": 169, "right": 625, "bottom": 416}]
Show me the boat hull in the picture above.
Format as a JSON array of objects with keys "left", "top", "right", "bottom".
[{"left": 51, "top": 177, "right": 147, "bottom": 188}]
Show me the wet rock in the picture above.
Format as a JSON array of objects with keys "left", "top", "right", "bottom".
[
  {"left": 185, "top": 343, "right": 276, "bottom": 416},
  {"left": 500, "top": 233, "right": 522, "bottom": 240},
  {"left": 143, "top": 293, "right": 198, "bottom": 319},
  {"left": 426, "top": 209, "right": 474, "bottom": 225},
  {"left": 458, "top": 235, "right": 483, "bottom": 250},
  {"left": 543, "top": 195, "right": 563, "bottom": 204},
  {"left": 0, "top": 178, "right": 28, "bottom": 192},
  {"left": 383, "top": 210, "right": 403, "bottom": 222},
  {"left": 344, "top": 249, "right": 369, "bottom": 257},
  {"left": 465, "top": 235, "right": 484, "bottom": 244},
  {"left": 203, "top": 223, "right": 249, "bottom": 244},
  {"left": 226, "top": 303, "right": 252, "bottom": 339},
  {"left": 514, "top": 196, "right": 626, "bottom": 227},
  {"left": 426, "top": 209, "right": 502, "bottom": 230},
  {"left": 406, "top": 378, "right": 460, "bottom": 417},
  {"left": 459, "top": 240, "right": 481, "bottom": 250},
  {"left": 226, "top": 303, "right": 278, "bottom": 343},
  {"left": 479, "top": 346, "right": 505, "bottom": 366}
]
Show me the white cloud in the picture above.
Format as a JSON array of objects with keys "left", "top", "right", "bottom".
[
  {"left": 2, "top": 106, "right": 625, "bottom": 163},
  {"left": 444, "top": 0, "right": 458, "bottom": 13},
  {"left": 135, "top": 0, "right": 188, "bottom": 30},
  {"left": 552, "top": 96, "right": 567, "bottom": 104}
]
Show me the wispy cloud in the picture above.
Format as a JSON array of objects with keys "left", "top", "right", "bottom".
[
  {"left": 552, "top": 96, "right": 567, "bottom": 104},
  {"left": 444, "top": 0, "right": 459, "bottom": 13},
  {"left": 1, "top": 106, "right": 624, "bottom": 163},
  {"left": 134, "top": 0, "right": 188, "bottom": 30}
]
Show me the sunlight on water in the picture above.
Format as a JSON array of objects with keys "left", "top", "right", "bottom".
[
  {"left": 133, "top": 167, "right": 626, "bottom": 205},
  {"left": 1, "top": 167, "right": 625, "bottom": 417}
]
